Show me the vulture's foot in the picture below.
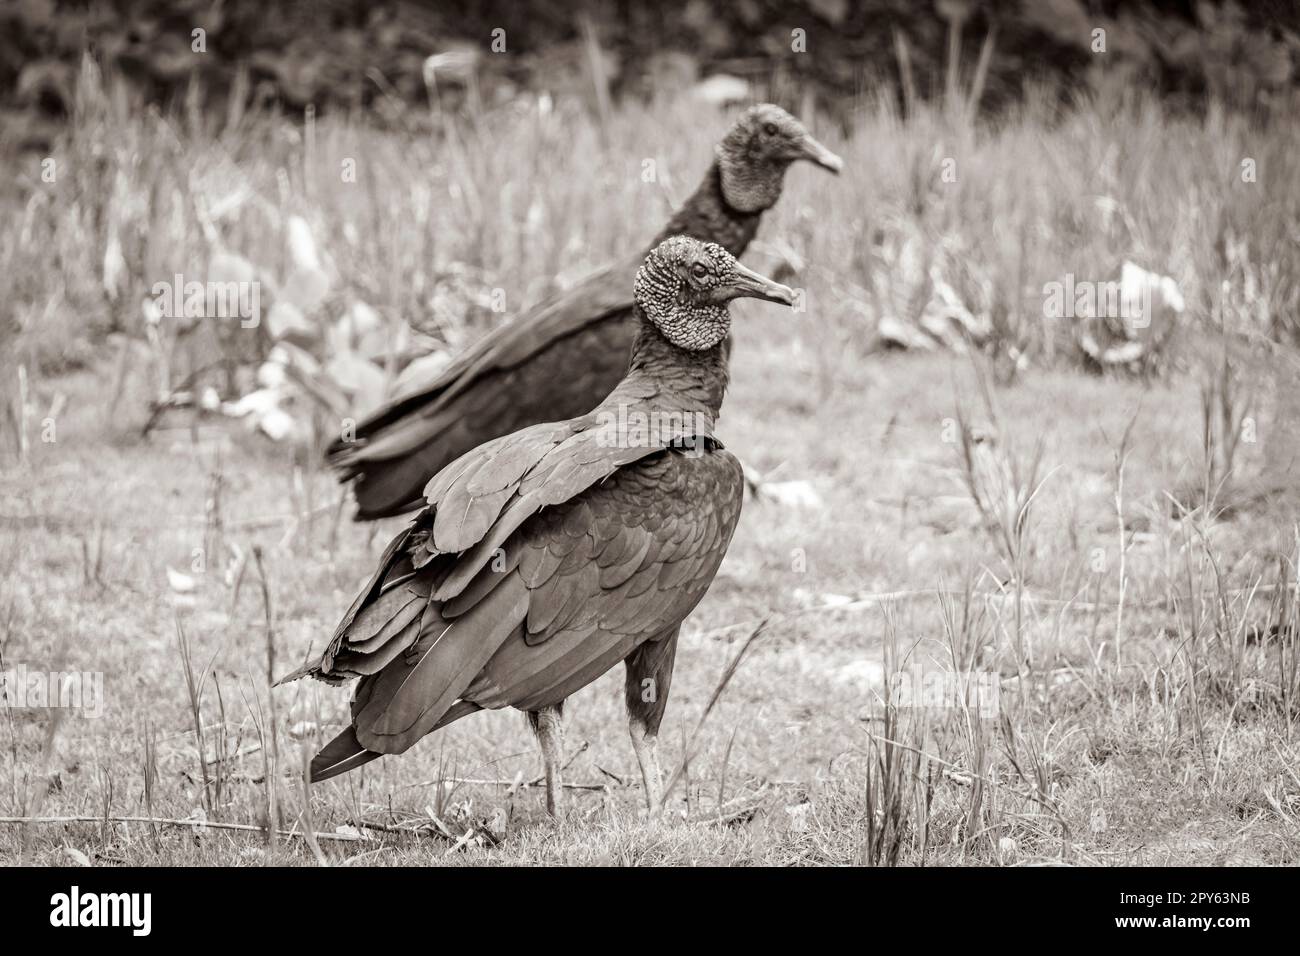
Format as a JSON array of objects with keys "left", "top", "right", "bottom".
[
  {"left": 528, "top": 705, "right": 566, "bottom": 817},
  {"left": 629, "top": 718, "right": 664, "bottom": 815}
]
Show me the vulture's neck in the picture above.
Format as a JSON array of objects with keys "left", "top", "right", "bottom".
[
  {"left": 600, "top": 310, "right": 731, "bottom": 435},
  {"left": 654, "top": 163, "right": 763, "bottom": 258}
]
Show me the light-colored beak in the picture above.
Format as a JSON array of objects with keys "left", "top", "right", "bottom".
[
  {"left": 798, "top": 134, "right": 843, "bottom": 174},
  {"left": 728, "top": 262, "right": 796, "bottom": 307}
]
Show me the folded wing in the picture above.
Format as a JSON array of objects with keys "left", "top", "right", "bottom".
[{"left": 284, "top": 420, "right": 743, "bottom": 773}]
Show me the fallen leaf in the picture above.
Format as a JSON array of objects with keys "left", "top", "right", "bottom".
[
  {"left": 256, "top": 406, "right": 298, "bottom": 442},
  {"left": 761, "top": 480, "right": 824, "bottom": 510},
  {"left": 63, "top": 845, "right": 92, "bottom": 867},
  {"left": 281, "top": 267, "right": 331, "bottom": 315},
  {"left": 287, "top": 215, "right": 323, "bottom": 273},
  {"left": 266, "top": 301, "right": 313, "bottom": 339},
  {"left": 208, "top": 251, "right": 257, "bottom": 286},
  {"left": 257, "top": 360, "right": 288, "bottom": 389},
  {"left": 166, "top": 567, "right": 197, "bottom": 593},
  {"left": 326, "top": 352, "right": 387, "bottom": 417}
]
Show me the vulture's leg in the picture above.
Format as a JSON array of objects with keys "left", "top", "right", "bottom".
[
  {"left": 527, "top": 703, "right": 565, "bottom": 816},
  {"left": 624, "top": 629, "right": 680, "bottom": 814},
  {"left": 628, "top": 718, "right": 664, "bottom": 813}
]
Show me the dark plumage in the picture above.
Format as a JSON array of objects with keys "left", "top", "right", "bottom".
[
  {"left": 280, "top": 236, "right": 795, "bottom": 813},
  {"left": 329, "top": 104, "right": 841, "bottom": 519}
]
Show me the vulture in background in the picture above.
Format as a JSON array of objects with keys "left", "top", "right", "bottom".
[
  {"left": 329, "top": 104, "right": 841, "bottom": 519},
  {"left": 280, "top": 236, "right": 795, "bottom": 814}
]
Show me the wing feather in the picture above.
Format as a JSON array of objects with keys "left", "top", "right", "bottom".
[
  {"left": 354, "top": 572, "right": 530, "bottom": 753},
  {"left": 293, "top": 431, "right": 744, "bottom": 779}
]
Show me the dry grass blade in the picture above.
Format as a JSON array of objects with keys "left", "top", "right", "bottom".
[
  {"left": 252, "top": 545, "right": 282, "bottom": 845},
  {"left": 0, "top": 814, "right": 363, "bottom": 843},
  {"left": 660, "top": 619, "right": 768, "bottom": 808}
]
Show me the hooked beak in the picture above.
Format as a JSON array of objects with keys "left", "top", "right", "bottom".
[
  {"left": 726, "top": 261, "right": 796, "bottom": 307},
  {"left": 796, "top": 133, "right": 843, "bottom": 174}
]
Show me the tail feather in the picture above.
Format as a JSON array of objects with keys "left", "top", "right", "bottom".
[
  {"left": 431, "top": 699, "right": 482, "bottom": 731},
  {"left": 309, "top": 702, "right": 483, "bottom": 783},
  {"left": 355, "top": 574, "right": 529, "bottom": 751},
  {"left": 349, "top": 447, "right": 449, "bottom": 520},
  {"left": 310, "top": 725, "right": 383, "bottom": 782},
  {"left": 274, "top": 661, "right": 317, "bottom": 686}
]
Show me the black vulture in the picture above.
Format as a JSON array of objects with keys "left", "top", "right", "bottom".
[
  {"left": 328, "top": 104, "right": 840, "bottom": 519},
  {"left": 280, "top": 236, "right": 795, "bottom": 814}
]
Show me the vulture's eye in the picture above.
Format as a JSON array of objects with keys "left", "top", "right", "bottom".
[
  {"left": 762, "top": 122, "right": 778, "bottom": 136},
  {"left": 691, "top": 263, "right": 709, "bottom": 280}
]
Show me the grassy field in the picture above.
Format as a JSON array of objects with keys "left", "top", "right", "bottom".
[{"left": 2, "top": 70, "right": 1300, "bottom": 865}]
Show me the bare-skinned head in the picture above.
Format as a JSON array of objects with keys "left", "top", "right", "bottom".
[
  {"left": 715, "top": 103, "right": 843, "bottom": 213},
  {"left": 634, "top": 236, "right": 795, "bottom": 351}
]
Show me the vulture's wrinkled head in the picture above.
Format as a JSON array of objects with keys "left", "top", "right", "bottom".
[
  {"left": 635, "top": 236, "right": 795, "bottom": 351},
  {"left": 716, "top": 103, "right": 843, "bottom": 213}
]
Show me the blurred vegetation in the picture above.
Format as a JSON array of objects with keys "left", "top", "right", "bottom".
[
  {"left": 1, "top": 0, "right": 1297, "bottom": 443},
  {"left": 3, "top": 60, "right": 1296, "bottom": 383},
  {"left": 2, "top": 0, "right": 1298, "bottom": 149}
]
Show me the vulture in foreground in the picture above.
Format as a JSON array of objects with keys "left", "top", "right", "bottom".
[
  {"left": 280, "top": 236, "right": 795, "bottom": 813},
  {"left": 329, "top": 103, "right": 841, "bottom": 519}
]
